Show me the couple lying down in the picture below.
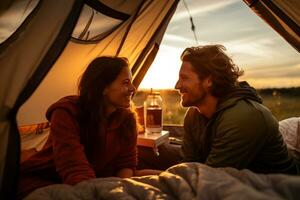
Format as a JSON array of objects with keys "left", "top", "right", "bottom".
[{"left": 18, "top": 45, "right": 300, "bottom": 199}]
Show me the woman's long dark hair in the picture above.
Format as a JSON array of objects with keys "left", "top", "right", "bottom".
[{"left": 77, "top": 56, "right": 129, "bottom": 161}]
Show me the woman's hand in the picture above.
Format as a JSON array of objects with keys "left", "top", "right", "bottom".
[
  {"left": 116, "top": 168, "right": 134, "bottom": 178},
  {"left": 134, "top": 169, "right": 162, "bottom": 176}
]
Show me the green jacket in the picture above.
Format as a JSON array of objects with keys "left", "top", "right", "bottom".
[{"left": 182, "top": 82, "right": 299, "bottom": 174}]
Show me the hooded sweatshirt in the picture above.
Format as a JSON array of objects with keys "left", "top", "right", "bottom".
[
  {"left": 182, "top": 82, "right": 299, "bottom": 174},
  {"left": 18, "top": 96, "right": 138, "bottom": 198}
]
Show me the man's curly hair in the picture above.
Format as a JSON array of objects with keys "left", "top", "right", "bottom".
[{"left": 181, "top": 44, "right": 244, "bottom": 98}]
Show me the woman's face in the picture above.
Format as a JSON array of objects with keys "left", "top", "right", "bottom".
[{"left": 103, "top": 67, "right": 136, "bottom": 112}]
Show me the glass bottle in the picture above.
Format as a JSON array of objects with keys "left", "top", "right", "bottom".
[{"left": 144, "top": 89, "right": 163, "bottom": 133}]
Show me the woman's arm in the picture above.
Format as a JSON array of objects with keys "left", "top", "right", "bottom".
[
  {"left": 116, "top": 168, "right": 134, "bottom": 178},
  {"left": 134, "top": 169, "right": 162, "bottom": 176},
  {"left": 50, "top": 109, "right": 96, "bottom": 185},
  {"left": 118, "top": 168, "right": 162, "bottom": 177},
  {"left": 115, "top": 112, "right": 138, "bottom": 175}
]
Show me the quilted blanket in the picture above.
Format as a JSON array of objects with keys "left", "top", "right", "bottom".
[{"left": 24, "top": 162, "right": 300, "bottom": 200}]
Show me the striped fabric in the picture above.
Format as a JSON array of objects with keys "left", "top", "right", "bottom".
[
  {"left": 18, "top": 122, "right": 50, "bottom": 135},
  {"left": 18, "top": 122, "right": 50, "bottom": 152}
]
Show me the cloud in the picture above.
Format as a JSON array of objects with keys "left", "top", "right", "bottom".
[
  {"left": 218, "top": 36, "right": 289, "bottom": 66},
  {"left": 239, "top": 61, "right": 300, "bottom": 89},
  {"left": 224, "top": 39, "right": 275, "bottom": 57},
  {"left": 161, "top": 33, "right": 207, "bottom": 47},
  {"left": 171, "top": 0, "right": 239, "bottom": 22},
  {"left": 244, "top": 63, "right": 300, "bottom": 78},
  {"left": 243, "top": 77, "right": 300, "bottom": 89}
]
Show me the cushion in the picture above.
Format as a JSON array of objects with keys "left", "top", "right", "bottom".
[
  {"left": 18, "top": 122, "right": 50, "bottom": 151},
  {"left": 279, "top": 117, "right": 300, "bottom": 152}
]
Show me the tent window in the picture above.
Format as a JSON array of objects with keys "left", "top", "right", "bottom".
[
  {"left": 0, "top": 0, "right": 39, "bottom": 44},
  {"left": 71, "top": 4, "right": 125, "bottom": 43}
]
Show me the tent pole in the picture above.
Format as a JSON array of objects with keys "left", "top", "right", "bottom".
[{"left": 115, "top": 0, "right": 146, "bottom": 56}]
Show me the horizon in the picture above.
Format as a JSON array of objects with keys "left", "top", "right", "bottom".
[{"left": 136, "top": 86, "right": 300, "bottom": 92}]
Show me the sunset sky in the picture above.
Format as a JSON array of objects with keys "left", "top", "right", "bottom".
[
  {"left": 139, "top": 0, "right": 300, "bottom": 89},
  {"left": 1, "top": 0, "right": 299, "bottom": 90}
]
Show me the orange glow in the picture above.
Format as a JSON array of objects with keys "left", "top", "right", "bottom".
[{"left": 139, "top": 45, "right": 184, "bottom": 89}]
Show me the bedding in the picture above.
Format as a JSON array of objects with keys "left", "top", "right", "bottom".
[
  {"left": 24, "top": 162, "right": 300, "bottom": 200},
  {"left": 279, "top": 117, "right": 300, "bottom": 152}
]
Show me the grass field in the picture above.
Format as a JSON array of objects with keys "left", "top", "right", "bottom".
[
  {"left": 133, "top": 88, "right": 300, "bottom": 125},
  {"left": 260, "top": 94, "right": 300, "bottom": 121}
]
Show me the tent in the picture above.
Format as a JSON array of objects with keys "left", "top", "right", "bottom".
[
  {"left": 0, "top": 0, "right": 299, "bottom": 198},
  {"left": 0, "top": 0, "right": 179, "bottom": 197},
  {"left": 243, "top": 0, "right": 300, "bottom": 52}
]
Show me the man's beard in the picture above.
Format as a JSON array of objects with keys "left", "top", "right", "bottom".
[{"left": 181, "top": 88, "right": 208, "bottom": 107}]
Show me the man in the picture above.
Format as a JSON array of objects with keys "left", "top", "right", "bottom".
[{"left": 175, "top": 44, "right": 299, "bottom": 174}]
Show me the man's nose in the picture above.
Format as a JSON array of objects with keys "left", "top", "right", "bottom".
[{"left": 175, "top": 80, "right": 180, "bottom": 90}]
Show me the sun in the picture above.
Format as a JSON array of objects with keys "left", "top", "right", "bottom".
[{"left": 138, "top": 45, "right": 184, "bottom": 90}]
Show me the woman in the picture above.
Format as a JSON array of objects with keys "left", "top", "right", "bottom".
[{"left": 18, "top": 56, "right": 138, "bottom": 198}]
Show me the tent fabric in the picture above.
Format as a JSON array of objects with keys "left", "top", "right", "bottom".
[
  {"left": 0, "top": 0, "right": 16, "bottom": 16},
  {"left": 132, "top": 43, "right": 160, "bottom": 87},
  {"left": 0, "top": 0, "right": 179, "bottom": 198},
  {"left": 86, "top": 0, "right": 131, "bottom": 20},
  {"left": 71, "top": 5, "right": 125, "bottom": 42},
  {"left": 0, "top": 0, "right": 84, "bottom": 198},
  {"left": 71, "top": 1, "right": 131, "bottom": 42},
  {"left": 0, "top": 0, "right": 40, "bottom": 44},
  {"left": 243, "top": 0, "right": 300, "bottom": 52}
]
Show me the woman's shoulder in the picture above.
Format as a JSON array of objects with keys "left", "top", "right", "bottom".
[{"left": 46, "top": 95, "right": 79, "bottom": 120}]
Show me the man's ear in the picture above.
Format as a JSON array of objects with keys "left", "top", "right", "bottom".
[{"left": 204, "top": 76, "right": 212, "bottom": 88}]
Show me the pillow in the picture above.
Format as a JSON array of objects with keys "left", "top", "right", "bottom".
[
  {"left": 279, "top": 117, "right": 300, "bottom": 152},
  {"left": 18, "top": 122, "right": 50, "bottom": 135},
  {"left": 18, "top": 122, "right": 50, "bottom": 151}
]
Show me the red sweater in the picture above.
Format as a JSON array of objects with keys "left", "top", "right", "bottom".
[{"left": 18, "top": 96, "right": 138, "bottom": 198}]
